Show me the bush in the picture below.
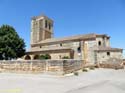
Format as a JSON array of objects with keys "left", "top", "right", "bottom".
[
  {"left": 74, "top": 72, "right": 79, "bottom": 76},
  {"left": 82, "top": 68, "right": 88, "bottom": 72},
  {"left": 115, "top": 67, "right": 119, "bottom": 70},
  {"left": 39, "top": 55, "right": 46, "bottom": 59},
  {"left": 89, "top": 67, "right": 95, "bottom": 70},
  {"left": 39, "top": 54, "right": 51, "bottom": 59},
  {"left": 62, "top": 56, "right": 70, "bottom": 59},
  {"left": 44, "top": 54, "right": 51, "bottom": 59},
  {"left": 95, "top": 65, "right": 99, "bottom": 68}
]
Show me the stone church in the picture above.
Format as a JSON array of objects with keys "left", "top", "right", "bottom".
[{"left": 24, "top": 14, "right": 123, "bottom": 64}]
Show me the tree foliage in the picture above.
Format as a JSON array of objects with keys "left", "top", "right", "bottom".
[
  {"left": 62, "top": 56, "right": 70, "bottom": 59},
  {"left": 39, "top": 54, "right": 51, "bottom": 59},
  {"left": 0, "top": 25, "right": 26, "bottom": 60}
]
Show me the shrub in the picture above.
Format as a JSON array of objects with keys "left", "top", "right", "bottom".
[
  {"left": 74, "top": 72, "right": 79, "bottom": 76},
  {"left": 39, "top": 54, "right": 51, "bottom": 59},
  {"left": 39, "top": 55, "right": 46, "bottom": 59},
  {"left": 115, "top": 67, "right": 118, "bottom": 70},
  {"left": 44, "top": 54, "right": 51, "bottom": 59},
  {"left": 62, "top": 56, "right": 70, "bottom": 59},
  {"left": 82, "top": 68, "right": 88, "bottom": 72},
  {"left": 89, "top": 67, "right": 95, "bottom": 70},
  {"left": 95, "top": 65, "right": 99, "bottom": 68}
]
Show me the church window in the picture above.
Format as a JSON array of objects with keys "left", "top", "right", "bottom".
[
  {"left": 77, "top": 47, "right": 81, "bottom": 53},
  {"left": 49, "top": 23, "right": 51, "bottom": 30},
  {"left": 98, "top": 41, "right": 101, "bottom": 46},
  {"left": 60, "top": 43, "right": 62, "bottom": 46},
  {"left": 107, "top": 52, "right": 110, "bottom": 56},
  {"left": 45, "top": 20, "right": 48, "bottom": 28}
]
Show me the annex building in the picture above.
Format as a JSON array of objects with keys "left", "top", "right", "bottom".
[{"left": 24, "top": 15, "right": 123, "bottom": 64}]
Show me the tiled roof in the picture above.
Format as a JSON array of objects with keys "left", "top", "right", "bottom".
[
  {"left": 31, "top": 33, "right": 97, "bottom": 46},
  {"left": 31, "top": 33, "right": 111, "bottom": 46},
  {"left": 95, "top": 47, "right": 123, "bottom": 52},
  {"left": 32, "top": 14, "right": 53, "bottom": 22},
  {"left": 27, "top": 47, "right": 72, "bottom": 54}
]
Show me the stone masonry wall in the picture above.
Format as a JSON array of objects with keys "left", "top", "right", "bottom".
[{"left": 0, "top": 60, "right": 83, "bottom": 75}]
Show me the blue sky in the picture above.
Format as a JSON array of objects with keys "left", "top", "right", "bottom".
[{"left": 0, "top": 0, "right": 125, "bottom": 56}]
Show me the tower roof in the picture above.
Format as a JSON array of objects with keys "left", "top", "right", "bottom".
[{"left": 31, "top": 14, "right": 53, "bottom": 22}]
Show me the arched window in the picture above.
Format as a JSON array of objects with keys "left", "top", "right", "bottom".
[
  {"left": 98, "top": 41, "right": 101, "bottom": 46},
  {"left": 34, "top": 55, "right": 40, "bottom": 60},
  {"left": 77, "top": 47, "right": 81, "bottom": 53},
  {"left": 107, "top": 52, "right": 110, "bottom": 56},
  {"left": 45, "top": 20, "right": 48, "bottom": 28},
  {"left": 25, "top": 55, "right": 31, "bottom": 60},
  {"left": 49, "top": 23, "right": 51, "bottom": 30}
]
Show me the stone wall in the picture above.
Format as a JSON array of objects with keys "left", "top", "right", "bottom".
[
  {"left": 0, "top": 60, "right": 83, "bottom": 75},
  {"left": 84, "top": 41, "right": 97, "bottom": 63},
  {"left": 96, "top": 51, "right": 123, "bottom": 63},
  {"left": 96, "top": 37, "right": 110, "bottom": 47},
  {"left": 50, "top": 52, "right": 70, "bottom": 59}
]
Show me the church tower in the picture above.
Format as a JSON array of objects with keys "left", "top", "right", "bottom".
[{"left": 31, "top": 15, "right": 53, "bottom": 44}]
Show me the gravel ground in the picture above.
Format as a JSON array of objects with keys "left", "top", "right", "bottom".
[{"left": 0, "top": 68, "right": 125, "bottom": 93}]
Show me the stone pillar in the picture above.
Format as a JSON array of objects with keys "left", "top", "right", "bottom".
[
  {"left": 80, "top": 40, "right": 84, "bottom": 60},
  {"left": 80, "top": 40, "right": 86, "bottom": 65}
]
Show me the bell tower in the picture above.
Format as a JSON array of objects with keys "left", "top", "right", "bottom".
[{"left": 31, "top": 15, "right": 53, "bottom": 44}]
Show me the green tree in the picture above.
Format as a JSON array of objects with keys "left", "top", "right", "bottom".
[
  {"left": 39, "top": 54, "right": 51, "bottom": 59},
  {"left": 0, "top": 25, "right": 26, "bottom": 60},
  {"left": 62, "top": 56, "right": 70, "bottom": 59}
]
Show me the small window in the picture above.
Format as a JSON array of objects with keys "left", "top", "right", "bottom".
[
  {"left": 40, "top": 46, "right": 42, "bottom": 48},
  {"left": 77, "top": 47, "right": 81, "bottom": 53},
  {"left": 107, "top": 52, "right": 110, "bottom": 56},
  {"left": 49, "top": 23, "right": 51, "bottom": 30},
  {"left": 45, "top": 20, "right": 48, "bottom": 28},
  {"left": 60, "top": 43, "right": 62, "bottom": 46},
  {"left": 98, "top": 41, "right": 101, "bottom": 46}
]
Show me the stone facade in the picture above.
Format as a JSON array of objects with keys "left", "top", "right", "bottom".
[
  {"left": 25, "top": 15, "right": 123, "bottom": 64},
  {"left": 31, "top": 15, "right": 53, "bottom": 44},
  {"left": 0, "top": 60, "right": 83, "bottom": 75},
  {"left": 96, "top": 51, "right": 122, "bottom": 63}
]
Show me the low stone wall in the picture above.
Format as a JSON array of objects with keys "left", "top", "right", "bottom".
[
  {"left": 98, "top": 58, "right": 123, "bottom": 69},
  {"left": 123, "top": 59, "right": 125, "bottom": 65},
  {"left": 0, "top": 60, "right": 83, "bottom": 75}
]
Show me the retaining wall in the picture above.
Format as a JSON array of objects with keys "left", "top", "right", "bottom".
[{"left": 0, "top": 60, "right": 83, "bottom": 75}]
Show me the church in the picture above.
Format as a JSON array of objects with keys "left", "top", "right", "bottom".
[{"left": 24, "top": 14, "right": 123, "bottom": 64}]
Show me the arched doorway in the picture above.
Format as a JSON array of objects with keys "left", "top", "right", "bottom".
[
  {"left": 25, "top": 55, "right": 31, "bottom": 60},
  {"left": 33, "top": 55, "right": 40, "bottom": 60}
]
